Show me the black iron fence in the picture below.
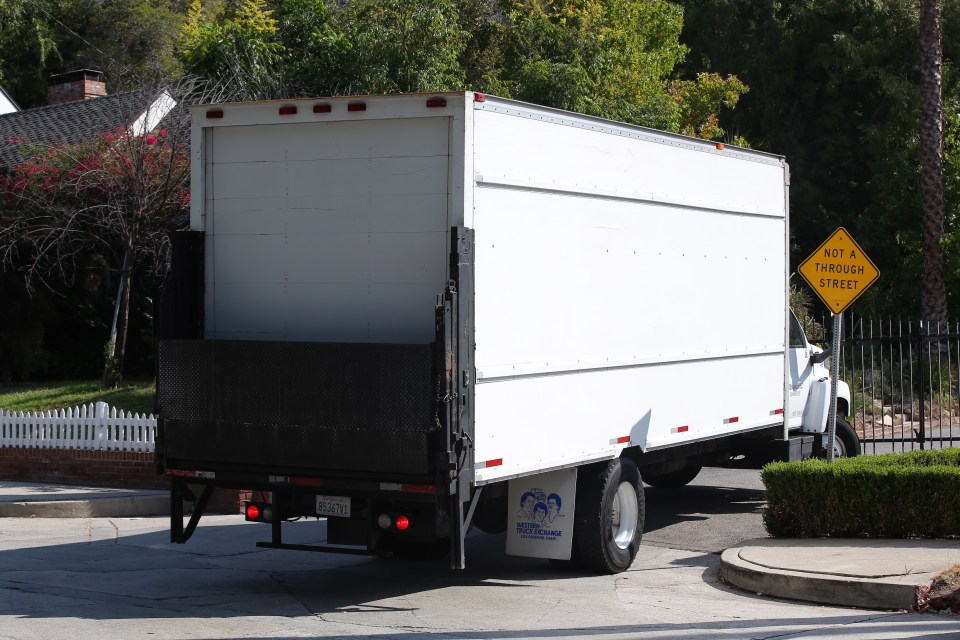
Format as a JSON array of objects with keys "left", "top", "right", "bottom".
[{"left": 812, "top": 314, "right": 960, "bottom": 453}]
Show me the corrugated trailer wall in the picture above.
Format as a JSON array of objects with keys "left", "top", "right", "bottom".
[{"left": 468, "top": 98, "right": 789, "bottom": 483}]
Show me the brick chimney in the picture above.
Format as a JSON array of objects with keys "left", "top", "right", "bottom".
[{"left": 47, "top": 69, "right": 107, "bottom": 105}]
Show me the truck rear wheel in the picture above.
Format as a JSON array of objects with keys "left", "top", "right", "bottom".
[
  {"left": 642, "top": 462, "right": 703, "bottom": 488},
  {"left": 573, "top": 457, "right": 644, "bottom": 574}
]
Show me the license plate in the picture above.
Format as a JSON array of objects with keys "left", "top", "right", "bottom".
[{"left": 316, "top": 495, "right": 350, "bottom": 518}]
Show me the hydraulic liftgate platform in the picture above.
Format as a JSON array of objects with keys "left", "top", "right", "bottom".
[{"left": 159, "top": 228, "right": 477, "bottom": 569}]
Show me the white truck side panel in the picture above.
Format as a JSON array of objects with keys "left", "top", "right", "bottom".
[
  {"left": 469, "top": 101, "right": 788, "bottom": 483},
  {"left": 202, "top": 117, "right": 452, "bottom": 343}
]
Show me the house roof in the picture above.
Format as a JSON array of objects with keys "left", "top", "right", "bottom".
[{"left": 0, "top": 89, "right": 170, "bottom": 169}]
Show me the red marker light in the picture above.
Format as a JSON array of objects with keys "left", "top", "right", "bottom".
[
  {"left": 395, "top": 515, "right": 410, "bottom": 531},
  {"left": 313, "top": 104, "right": 332, "bottom": 114},
  {"left": 348, "top": 102, "right": 367, "bottom": 112},
  {"left": 474, "top": 93, "right": 486, "bottom": 103},
  {"left": 206, "top": 110, "right": 224, "bottom": 119},
  {"left": 279, "top": 106, "right": 297, "bottom": 115},
  {"left": 245, "top": 504, "right": 260, "bottom": 520},
  {"left": 426, "top": 97, "right": 447, "bottom": 108}
]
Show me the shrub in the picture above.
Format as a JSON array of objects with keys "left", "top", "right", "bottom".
[{"left": 762, "top": 449, "right": 960, "bottom": 538}]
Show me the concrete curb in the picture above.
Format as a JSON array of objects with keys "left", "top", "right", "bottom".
[
  {"left": 719, "top": 546, "right": 930, "bottom": 611},
  {"left": 0, "top": 495, "right": 169, "bottom": 518}
]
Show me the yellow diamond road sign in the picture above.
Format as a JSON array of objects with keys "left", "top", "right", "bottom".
[{"left": 798, "top": 227, "right": 879, "bottom": 314}]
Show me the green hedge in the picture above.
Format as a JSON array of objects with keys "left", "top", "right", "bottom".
[{"left": 762, "top": 449, "right": 960, "bottom": 538}]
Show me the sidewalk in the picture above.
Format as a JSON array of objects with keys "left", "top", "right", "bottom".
[
  {"left": 0, "top": 480, "right": 168, "bottom": 518},
  {"left": 1, "top": 481, "right": 958, "bottom": 612},
  {"left": 721, "top": 537, "right": 960, "bottom": 611}
]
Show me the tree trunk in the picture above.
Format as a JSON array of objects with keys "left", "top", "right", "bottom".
[
  {"left": 113, "top": 246, "right": 134, "bottom": 387},
  {"left": 102, "top": 246, "right": 130, "bottom": 389},
  {"left": 920, "top": 0, "right": 948, "bottom": 327},
  {"left": 102, "top": 242, "right": 134, "bottom": 389}
]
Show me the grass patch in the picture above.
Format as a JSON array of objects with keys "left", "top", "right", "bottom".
[{"left": 0, "top": 380, "right": 156, "bottom": 415}]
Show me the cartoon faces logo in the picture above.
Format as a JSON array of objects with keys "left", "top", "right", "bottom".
[{"left": 517, "top": 489, "right": 563, "bottom": 524}]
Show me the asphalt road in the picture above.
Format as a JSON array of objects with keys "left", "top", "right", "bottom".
[
  {"left": 643, "top": 467, "right": 767, "bottom": 554},
  {"left": 1, "top": 468, "right": 957, "bottom": 639}
]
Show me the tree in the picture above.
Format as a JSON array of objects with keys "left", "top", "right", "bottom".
[
  {"left": 919, "top": 0, "right": 948, "bottom": 326},
  {"left": 678, "top": 0, "right": 960, "bottom": 316},
  {"left": 493, "top": 0, "right": 746, "bottom": 132},
  {"left": 179, "top": 0, "right": 286, "bottom": 99},
  {"left": 51, "top": 0, "right": 187, "bottom": 92},
  {"left": 0, "top": 99, "right": 190, "bottom": 388},
  {"left": 497, "top": 0, "right": 685, "bottom": 128},
  {"left": 0, "top": 0, "right": 59, "bottom": 108},
  {"left": 272, "top": 0, "right": 466, "bottom": 97}
]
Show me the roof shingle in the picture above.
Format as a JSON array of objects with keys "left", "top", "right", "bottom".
[{"left": 0, "top": 89, "right": 161, "bottom": 169}]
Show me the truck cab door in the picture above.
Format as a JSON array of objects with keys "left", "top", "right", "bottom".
[{"left": 787, "top": 310, "right": 815, "bottom": 429}]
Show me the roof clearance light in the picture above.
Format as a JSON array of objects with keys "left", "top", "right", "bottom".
[
  {"left": 474, "top": 93, "right": 486, "bottom": 103},
  {"left": 279, "top": 106, "right": 297, "bottom": 116},
  {"left": 206, "top": 110, "right": 224, "bottom": 119},
  {"left": 395, "top": 515, "right": 410, "bottom": 531},
  {"left": 426, "top": 97, "right": 447, "bottom": 108},
  {"left": 716, "top": 143, "right": 725, "bottom": 151},
  {"left": 348, "top": 102, "right": 367, "bottom": 112},
  {"left": 313, "top": 104, "right": 332, "bottom": 114},
  {"left": 245, "top": 504, "right": 260, "bottom": 520}
]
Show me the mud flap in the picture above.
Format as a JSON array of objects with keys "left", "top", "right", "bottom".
[{"left": 505, "top": 468, "right": 577, "bottom": 560}]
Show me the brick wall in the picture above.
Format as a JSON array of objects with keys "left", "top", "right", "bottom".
[
  {"left": 0, "top": 448, "right": 246, "bottom": 513},
  {"left": 0, "top": 448, "right": 164, "bottom": 488}
]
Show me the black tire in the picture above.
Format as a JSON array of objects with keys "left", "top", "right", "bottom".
[
  {"left": 547, "top": 543, "right": 583, "bottom": 570},
  {"left": 572, "top": 457, "right": 644, "bottom": 574},
  {"left": 642, "top": 462, "right": 703, "bottom": 488},
  {"left": 832, "top": 417, "right": 861, "bottom": 458},
  {"left": 472, "top": 494, "right": 507, "bottom": 534}
]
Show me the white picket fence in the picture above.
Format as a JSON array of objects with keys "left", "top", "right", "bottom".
[{"left": 0, "top": 402, "right": 156, "bottom": 453}]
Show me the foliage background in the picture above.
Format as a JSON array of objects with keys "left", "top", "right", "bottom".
[{"left": 1, "top": 0, "right": 958, "bottom": 380}]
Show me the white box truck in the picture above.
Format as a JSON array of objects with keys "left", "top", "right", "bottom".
[{"left": 156, "top": 92, "right": 856, "bottom": 573}]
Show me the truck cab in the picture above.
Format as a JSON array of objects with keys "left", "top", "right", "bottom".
[{"left": 787, "top": 309, "right": 856, "bottom": 456}]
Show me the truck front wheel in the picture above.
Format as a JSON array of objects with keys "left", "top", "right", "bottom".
[
  {"left": 830, "top": 418, "right": 861, "bottom": 458},
  {"left": 574, "top": 457, "right": 644, "bottom": 574}
]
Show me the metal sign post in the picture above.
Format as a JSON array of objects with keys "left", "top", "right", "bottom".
[
  {"left": 797, "top": 228, "right": 879, "bottom": 461},
  {"left": 826, "top": 312, "right": 842, "bottom": 461}
]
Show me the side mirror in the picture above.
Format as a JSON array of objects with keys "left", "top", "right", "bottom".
[{"left": 809, "top": 350, "right": 830, "bottom": 365}]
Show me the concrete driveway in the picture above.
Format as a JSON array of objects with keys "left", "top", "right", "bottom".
[{"left": 0, "top": 513, "right": 956, "bottom": 640}]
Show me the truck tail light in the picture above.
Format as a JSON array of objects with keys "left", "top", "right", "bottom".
[
  {"left": 377, "top": 513, "right": 411, "bottom": 531},
  {"left": 245, "top": 502, "right": 273, "bottom": 522}
]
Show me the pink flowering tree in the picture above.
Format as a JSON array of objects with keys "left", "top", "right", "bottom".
[{"left": 0, "top": 127, "right": 190, "bottom": 388}]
